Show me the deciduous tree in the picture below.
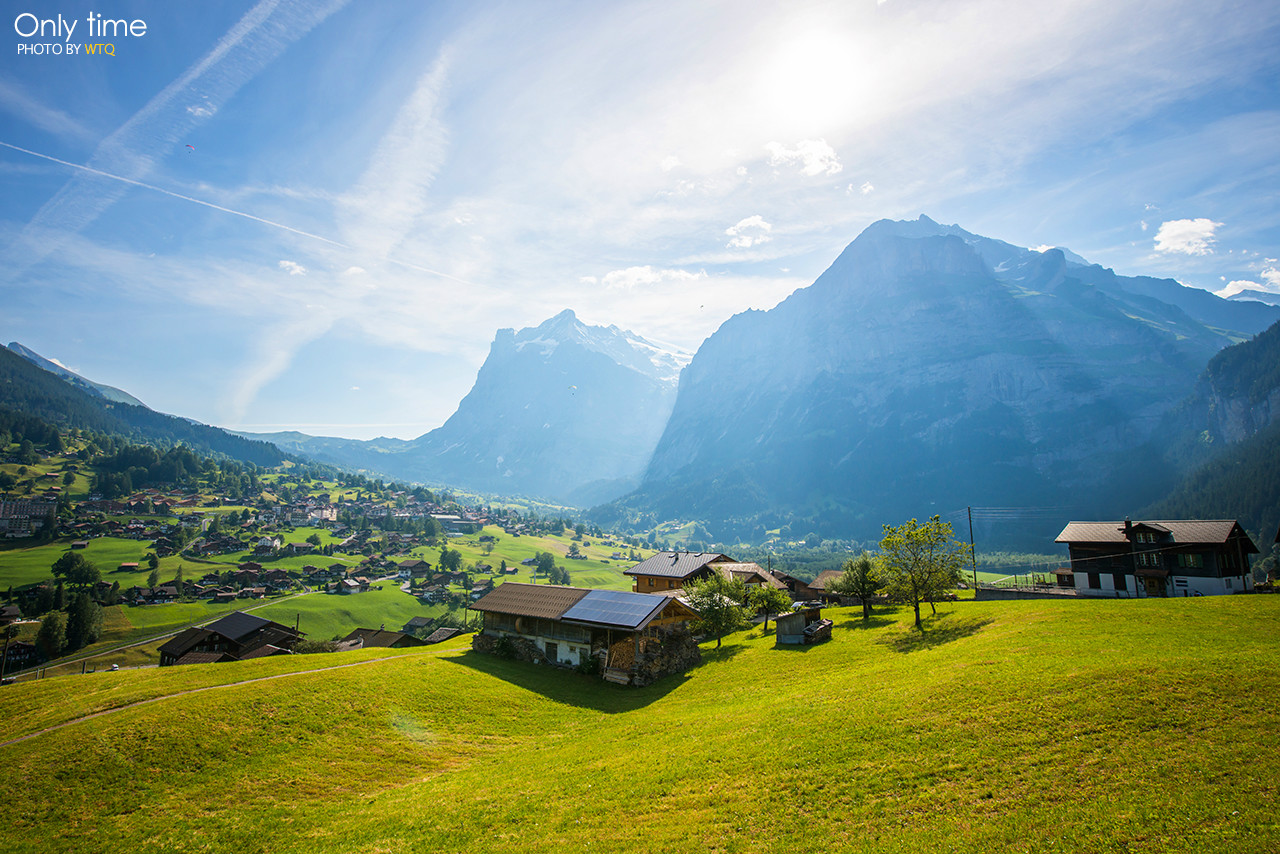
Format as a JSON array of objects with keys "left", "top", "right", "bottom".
[
  {"left": 746, "top": 584, "right": 793, "bottom": 633},
  {"left": 879, "top": 516, "right": 970, "bottom": 630},
  {"left": 684, "top": 574, "right": 748, "bottom": 648},
  {"left": 829, "top": 552, "right": 883, "bottom": 620},
  {"left": 51, "top": 552, "right": 100, "bottom": 591}
]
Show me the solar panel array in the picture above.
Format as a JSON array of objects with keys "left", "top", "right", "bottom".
[{"left": 561, "top": 589, "right": 664, "bottom": 630}]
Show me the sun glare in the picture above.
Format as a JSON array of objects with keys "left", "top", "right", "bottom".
[{"left": 755, "top": 29, "right": 869, "bottom": 137}]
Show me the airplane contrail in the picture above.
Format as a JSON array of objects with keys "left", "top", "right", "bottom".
[
  {"left": 0, "top": 139, "right": 348, "bottom": 248},
  {"left": 0, "top": 138, "right": 489, "bottom": 289}
]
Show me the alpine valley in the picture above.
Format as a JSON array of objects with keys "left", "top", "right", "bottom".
[{"left": 12, "top": 217, "right": 1280, "bottom": 549}]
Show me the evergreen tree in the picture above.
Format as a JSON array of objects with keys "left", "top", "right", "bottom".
[
  {"left": 65, "top": 593, "right": 103, "bottom": 651},
  {"left": 36, "top": 611, "right": 66, "bottom": 660}
]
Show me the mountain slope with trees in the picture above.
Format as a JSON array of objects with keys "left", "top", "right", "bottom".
[
  {"left": 0, "top": 344, "right": 283, "bottom": 468},
  {"left": 594, "top": 216, "right": 1279, "bottom": 547}
]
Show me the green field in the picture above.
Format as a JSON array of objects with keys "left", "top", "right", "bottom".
[
  {"left": 254, "top": 580, "right": 447, "bottom": 640},
  {"left": 2, "top": 595, "right": 1276, "bottom": 853}
]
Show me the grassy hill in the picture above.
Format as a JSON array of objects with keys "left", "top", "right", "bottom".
[{"left": 3, "top": 595, "right": 1277, "bottom": 852}]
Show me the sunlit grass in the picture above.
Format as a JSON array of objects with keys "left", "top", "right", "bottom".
[{"left": 2, "top": 596, "right": 1276, "bottom": 853}]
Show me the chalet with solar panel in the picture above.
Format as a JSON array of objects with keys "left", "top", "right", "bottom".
[
  {"left": 1054, "top": 519, "right": 1259, "bottom": 598},
  {"left": 469, "top": 582, "right": 700, "bottom": 685}
]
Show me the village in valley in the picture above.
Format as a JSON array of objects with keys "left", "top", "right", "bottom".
[{"left": 2, "top": 427, "right": 1275, "bottom": 688}]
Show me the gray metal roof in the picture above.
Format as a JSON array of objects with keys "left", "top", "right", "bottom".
[
  {"left": 1055, "top": 520, "right": 1254, "bottom": 548},
  {"left": 560, "top": 589, "right": 672, "bottom": 630},
  {"left": 624, "top": 551, "right": 731, "bottom": 579},
  {"left": 206, "top": 611, "right": 277, "bottom": 643}
]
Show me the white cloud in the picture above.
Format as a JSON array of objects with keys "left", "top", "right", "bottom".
[
  {"left": 1154, "top": 218, "right": 1224, "bottom": 255},
  {"left": 599, "top": 266, "right": 707, "bottom": 290},
  {"left": 2, "top": 0, "right": 350, "bottom": 277},
  {"left": 725, "top": 215, "right": 773, "bottom": 249},
  {"left": 660, "top": 155, "right": 682, "bottom": 172},
  {"left": 765, "top": 139, "right": 843, "bottom": 176},
  {"left": 278, "top": 260, "right": 307, "bottom": 276},
  {"left": 860, "top": 181, "right": 874, "bottom": 195},
  {"left": 1213, "top": 268, "right": 1280, "bottom": 298},
  {"left": 339, "top": 49, "right": 452, "bottom": 259},
  {"left": 0, "top": 78, "right": 94, "bottom": 142}
]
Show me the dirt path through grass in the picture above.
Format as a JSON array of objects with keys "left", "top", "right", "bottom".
[{"left": 0, "top": 646, "right": 458, "bottom": 749}]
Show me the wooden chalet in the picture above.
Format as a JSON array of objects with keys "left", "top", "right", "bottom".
[
  {"left": 625, "top": 551, "right": 782, "bottom": 594},
  {"left": 470, "top": 582, "right": 699, "bottom": 686},
  {"left": 158, "top": 611, "right": 303, "bottom": 666},
  {"left": 1055, "top": 519, "right": 1259, "bottom": 597}
]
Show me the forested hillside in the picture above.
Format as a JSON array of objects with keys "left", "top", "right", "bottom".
[{"left": 0, "top": 346, "right": 283, "bottom": 467}]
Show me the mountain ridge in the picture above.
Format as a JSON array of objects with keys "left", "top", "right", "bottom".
[{"left": 595, "top": 216, "right": 1280, "bottom": 546}]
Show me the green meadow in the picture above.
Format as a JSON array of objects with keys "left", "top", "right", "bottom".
[
  {"left": 253, "top": 580, "right": 447, "bottom": 640},
  {"left": 3, "top": 595, "right": 1276, "bottom": 853}
]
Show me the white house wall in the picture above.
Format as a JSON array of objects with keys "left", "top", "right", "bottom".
[{"left": 1072, "top": 573, "right": 1251, "bottom": 598}]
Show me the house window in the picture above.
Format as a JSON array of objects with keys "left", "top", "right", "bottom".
[
  {"left": 1087, "top": 573, "right": 1101, "bottom": 590},
  {"left": 647, "top": 578, "right": 654, "bottom": 587},
  {"left": 1112, "top": 573, "right": 1126, "bottom": 592},
  {"left": 1177, "top": 554, "right": 1203, "bottom": 569}
]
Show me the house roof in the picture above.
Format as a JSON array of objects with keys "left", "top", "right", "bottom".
[
  {"left": 807, "top": 569, "right": 844, "bottom": 591},
  {"left": 719, "top": 562, "right": 787, "bottom": 589},
  {"left": 469, "top": 582, "right": 589, "bottom": 619},
  {"left": 561, "top": 589, "right": 678, "bottom": 631},
  {"left": 424, "top": 627, "right": 460, "bottom": 644},
  {"left": 470, "top": 583, "right": 691, "bottom": 630},
  {"left": 1056, "top": 520, "right": 1258, "bottom": 552},
  {"left": 237, "top": 644, "right": 291, "bottom": 660},
  {"left": 205, "top": 611, "right": 290, "bottom": 643},
  {"left": 341, "top": 628, "right": 425, "bottom": 648},
  {"left": 158, "top": 627, "right": 209, "bottom": 657},
  {"left": 624, "top": 551, "right": 732, "bottom": 579}
]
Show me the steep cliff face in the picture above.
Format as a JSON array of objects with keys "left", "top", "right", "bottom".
[
  {"left": 602, "top": 216, "right": 1276, "bottom": 544},
  {"left": 1198, "top": 321, "right": 1280, "bottom": 443},
  {"left": 1141, "top": 320, "right": 1280, "bottom": 536},
  {"left": 399, "top": 310, "right": 689, "bottom": 504}
]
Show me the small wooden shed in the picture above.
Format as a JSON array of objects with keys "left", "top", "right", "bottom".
[{"left": 775, "top": 606, "right": 833, "bottom": 645}]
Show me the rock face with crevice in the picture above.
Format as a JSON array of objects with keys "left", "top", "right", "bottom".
[{"left": 401, "top": 309, "right": 689, "bottom": 506}]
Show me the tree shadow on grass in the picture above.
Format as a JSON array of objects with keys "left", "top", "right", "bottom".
[
  {"left": 835, "top": 613, "right": 900, "bottom": 632},
  {"left": 442, "top": 649, "right": 689, "bottom": 713},
  {"left": 698, "top": 642, "right": 749, "bottom": 665},
  {"left": 876, "top": 610, "right": 994, "bottom": 654}
]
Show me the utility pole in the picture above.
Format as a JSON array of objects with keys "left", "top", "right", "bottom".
[{"left": 968, "top": 506, "right": 979, "bottom": 587}]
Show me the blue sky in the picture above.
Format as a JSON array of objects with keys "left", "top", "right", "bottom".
[{"left": 3, "top": 0, "right": 1279, "bottom": 440}]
